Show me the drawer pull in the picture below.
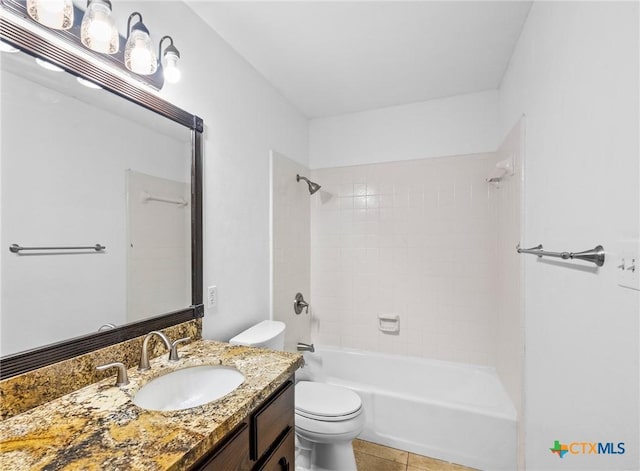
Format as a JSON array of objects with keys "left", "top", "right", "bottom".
[{"left": 278, "top": 457, "right": 290, "bottom": 471}]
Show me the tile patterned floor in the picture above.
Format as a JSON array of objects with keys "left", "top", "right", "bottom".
[{"left": 353, "top": 440, "right": 478, "bottom": 471}]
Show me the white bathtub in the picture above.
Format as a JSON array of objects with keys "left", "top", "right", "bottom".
[{"left": 297, "top": 346, "right": 516, "bottom": 471}]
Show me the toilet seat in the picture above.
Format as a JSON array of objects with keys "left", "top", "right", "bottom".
[
  {"left": 296, "top": 408, "right": 362, "bottom": 421},
  {"left": 295, "top": 382, "right": 362, "bottom": 422}
]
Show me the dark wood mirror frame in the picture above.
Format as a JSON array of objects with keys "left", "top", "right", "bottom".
[{"left": 0, "top": 7, "right": 204, "bottom": 380}]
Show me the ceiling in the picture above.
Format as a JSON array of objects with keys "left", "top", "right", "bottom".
[{"left": 187, "top": 1, "right": 532, "bottom": 119}]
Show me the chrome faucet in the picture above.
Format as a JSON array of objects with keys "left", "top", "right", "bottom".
[{"left": 138, "top": 331, "right": 172, "bottom": 371}]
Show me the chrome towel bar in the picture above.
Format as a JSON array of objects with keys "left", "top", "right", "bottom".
[
  {"left": 516, "top": 244, "right": 605, "bottom": 267},
  {"left": 9, "top": 244, "right": 106, "bottom": 253}
]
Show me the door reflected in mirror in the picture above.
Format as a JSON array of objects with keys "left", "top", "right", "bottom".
[{"left": 1, "top": 49, "right": 192, "bottom": 356}]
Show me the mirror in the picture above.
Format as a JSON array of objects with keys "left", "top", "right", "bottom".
[
  {"left": 0, "top": 8, "right": 203, "bottom": 377},
  {"left": 2, "top": 51, "right": 191, "bottom": 355}
]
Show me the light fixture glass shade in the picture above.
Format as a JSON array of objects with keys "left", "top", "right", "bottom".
[
  {"left": 81, "top": 0, "right": 118, "bottom": 54},
  {"left": 125, "top": 28, "right": 157, "bottom": 75},
  {"left": 27, "top": 0, "right": 74, "bottom": 30},
  {"left": 163, "top": 50, "right": 181, "bottom": 84}
]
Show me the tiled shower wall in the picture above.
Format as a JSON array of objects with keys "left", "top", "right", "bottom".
[{"left": 309, "top": 153, "right": 503, "bottom": 365}]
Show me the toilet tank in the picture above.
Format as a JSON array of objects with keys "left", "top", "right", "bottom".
[{"left": 229, "top": 320, "right": 286, "bottom": 350}]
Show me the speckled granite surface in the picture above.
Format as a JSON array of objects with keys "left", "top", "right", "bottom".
[
  {"left": 1, "top": 320, "right": 202, "bottom": 420},
  {"left": 0, "top": 339, "right": 303, "bottom": 471}
]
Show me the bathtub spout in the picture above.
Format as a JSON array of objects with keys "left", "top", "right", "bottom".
[{"left": 297, "top": 342, "right": 315, "bottom": 352}]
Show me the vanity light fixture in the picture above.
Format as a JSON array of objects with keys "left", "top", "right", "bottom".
[
  {"left": 124, "top": 12, "right": 157, "bottom": 75},
  {"left": 80, "top": 0, "right": 119, "bottom": 54},
  {"left": 27, "top": 0, "right": 74, "bottom": 30},
  {"left": 159, "top": 35, "right": 181, "bottom": 84},
  {"left": 18, "top": 2, "right": 183, "bottom": 89},
  {"left": 35, "top": 57, "right": 64, "bottom": 72}
]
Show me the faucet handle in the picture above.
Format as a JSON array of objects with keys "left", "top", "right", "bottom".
[
  {"left": 169, "top": 337, "right": 191, "bottom": 361},
  {"left": 96, "top": 362, "right": 129, "bottom": 387},
  {"left": 294, "top": 293, "right": 310, "bottom": 315}
]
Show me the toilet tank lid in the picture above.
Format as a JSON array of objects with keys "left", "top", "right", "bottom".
[{"left": 229, "top": 320, "right": 286, "bottom": 346}]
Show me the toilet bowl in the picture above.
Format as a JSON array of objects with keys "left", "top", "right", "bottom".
[
  {"left": 229, "top": 321, "right": 364, "bottom": 471},
  {"left": 295, "top": 381, "right": 364, "bottom": 471}
]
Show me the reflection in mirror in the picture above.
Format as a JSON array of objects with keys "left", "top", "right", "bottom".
[{"left": 1, "top": 48, "right": 192, "bottom": 356}]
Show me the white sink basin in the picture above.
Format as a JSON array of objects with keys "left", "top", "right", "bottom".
[{"left": 133, "top": 365, "right": 245, "bottom": 411}]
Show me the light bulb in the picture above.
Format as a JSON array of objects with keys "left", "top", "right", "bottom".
[
  {"left": 88, "top": 21, "right": 111, "bottom": 42},
  {"left": 27, "top": 0, "right": 74, "bottom": 30},
  {"left": 129, "top": 41, "right": 155, "bottom": 74},
  {"left": 125, "top": 29, "right": 157, "bottom": 75},
  {"left": 163, "top": 52, "right": 181, "bottom": 84},
  {"left": 81, "top": 0, "right": 118, "bottom": 54}
]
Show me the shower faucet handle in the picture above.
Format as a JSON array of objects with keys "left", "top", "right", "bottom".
[{"left": 294, "top": 292, "right": 309, "bottom": 315}]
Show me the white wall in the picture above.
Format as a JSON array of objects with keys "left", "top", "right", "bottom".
[
  {"left": 309, "top": 90, "right": 499, "bottom": 169},
  {"left": 499, "top": 2, "right": 639, "bottom": 470},
  {"left": 123, "top": 2, "right": 309, "bottom": 341},
  {"left": 270, "top": 152, "right": 311, "bottom": 351},
  {"left": 494, "top": 119, "right": 525, "bottom": 468}
]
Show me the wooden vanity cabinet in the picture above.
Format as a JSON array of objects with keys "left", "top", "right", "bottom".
[
  {"left": 255, "top": 427, "right": 295, "bottom": 471},
  {"left": 190, "top": 378, "right": 294, "bottom": 471},
  {"left": 191, "top": 422, "right": 251, "bottom": 471}
]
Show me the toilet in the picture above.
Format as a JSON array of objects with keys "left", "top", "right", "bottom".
[{"left": 230, "top": 321, "right": 364, "bottom": 471}]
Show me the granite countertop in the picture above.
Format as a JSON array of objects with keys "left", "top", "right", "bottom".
[{"left": 0, "top": 340, "right": 303, "bottom": 471}]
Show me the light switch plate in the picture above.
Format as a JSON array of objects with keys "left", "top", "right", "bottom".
[{"left": 617, "top": 240, "right": 640, "bottom": 291}]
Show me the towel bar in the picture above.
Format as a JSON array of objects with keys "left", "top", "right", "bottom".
[
  {"left": 516, "top": 244, "right": 605, "bottom": 267},
  {"left": 9, "top": 244, "right": 106, "bottom": 253}
]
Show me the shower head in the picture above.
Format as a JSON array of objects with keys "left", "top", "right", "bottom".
[{"left": 296, "top": 174, "right": 321, "bottom": 195}]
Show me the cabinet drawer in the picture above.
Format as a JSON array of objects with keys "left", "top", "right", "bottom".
[
  {"left": 256, "top": 427, "right": 295, "bottom": 471},
  {"left": 191, "top": 422, "right": 250, "bottom": 471},
  {"left": 251, "top": 380, "right": 294, "bottom": 460}
]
